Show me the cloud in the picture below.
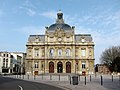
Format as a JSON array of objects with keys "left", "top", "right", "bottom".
[
  {"left": 64, "top": 9, "right": 120, "bottom": 63},
  {"left": 40, "top": 11, "right": 57, "bottom": 20},
  {"left": 19, "top": 6, "right": 36, "bottom": 16},
  {"left": 23, "top": 0, "right": 36, "bottom": 9},
  {"left": 26, "top": 8, "right": 36, "bottom": 16},
  {"left": 19, "top": 0, "right": 37, "bottom": 16}
]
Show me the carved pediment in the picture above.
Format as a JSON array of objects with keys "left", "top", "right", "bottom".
[
  {"left": 48, "top": 32, "right": 54, "bottom": 38},
  {"left": 55, "top": 28, "right": 65, "bottom": 37}
]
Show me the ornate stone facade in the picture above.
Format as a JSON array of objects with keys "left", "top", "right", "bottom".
[{"left": 26, "top": 11, "right": 95, "bottom": 75}]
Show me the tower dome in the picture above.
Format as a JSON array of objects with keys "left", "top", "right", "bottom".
[{"left": 47, "top": 10, "right": 72, "bottom": 31}]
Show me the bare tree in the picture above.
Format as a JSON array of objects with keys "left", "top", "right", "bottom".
[{"left": 100, "top": 46, "right": 120, "bottom": 72}]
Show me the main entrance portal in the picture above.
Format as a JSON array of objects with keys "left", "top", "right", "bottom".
[
  {"left": 66, "top": 62, "right": 71, "bottom": 73},
  {"left": 57, "top": 62, "right": 63, "bottom": 73},
  {"left": 49, "top": 62, "right": 54, "bottom": 73}
]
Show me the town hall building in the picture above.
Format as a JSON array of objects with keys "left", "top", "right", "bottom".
[{"left": 26, "top": 10, "right": 95, "bottom": 75}]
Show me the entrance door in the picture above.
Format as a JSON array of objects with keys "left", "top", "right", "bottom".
[
  {"left": 49, "top": 62, "right": 54, "bottom": 73},
  {"left": 34, "top": 71, "right": 38, "bottom": 75},
  {"left": 57, "top": 62, "right": 63, "bottom": 73},
  {"left": 66, "top": 62, "right": 71, "bottom": 73}
]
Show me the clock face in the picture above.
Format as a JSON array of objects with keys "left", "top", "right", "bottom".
[{"left": 58, "top": 38, "right": 62, "bottom": 41}]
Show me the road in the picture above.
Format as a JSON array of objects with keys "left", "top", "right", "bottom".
[{"left": 0, "top": 76, "right": 64, "bottom": 90}]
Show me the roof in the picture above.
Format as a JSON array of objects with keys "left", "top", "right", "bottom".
[
  {"left": 75, "top": 34, "right": 93, "bottom": 42},
  {"left": 28, "top": 35, "right": 45, "bottom": 42},
  {"left": 48, "top": 23, "right": 72, "bottom": 31}
]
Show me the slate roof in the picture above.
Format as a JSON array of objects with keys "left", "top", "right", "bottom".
[
  {"left": 28, "top": 35, "right": 45, "bottom": 42},
  {"left": 75, "top": 34, "right": 93, "bottom": 42}
]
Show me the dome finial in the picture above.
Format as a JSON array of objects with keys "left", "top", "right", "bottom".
[
  {"left": 57, "top": 9, "right": 63, "bottom": 23},
  {"left": 58, "top": 9, "right": 62, "bottom": 14}
]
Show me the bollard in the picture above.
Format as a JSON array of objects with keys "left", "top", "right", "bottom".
[
  {"left": 90, "top": 75, "right": 91, "bottom": 82},
  {"left": 79, "top": 75, "right": 80, "bottom": 81},
  {"left": 27, "top": 75, "right": 29, "bottom": 80},
  {"left": 22, "top": 75, "right": 24, "bottom": 79},
  {"left": 68, "top": 75, "right": 69, "bottom": 81},
  {"left": 112, "top": 75, "right": 113, "bottom": 82},
  {"left": 119, "top": 75, "right": 120, "bottom": 81},
  {"left": 34, "top": 75, "right": 36, "bottom": 80},
  {"left": 42, "top": 74, "right": 43, "bottom": 80},
  {"left": 85, "top": 76, "right": 86, "bottom": 85},
  {"left": 101, "top": 75, "right": 103, "bottom": 86},
  {"left": 17, "top": 75, "right": 18, "bottom": 78},
  {"left": 70, "top": 76, "right": 71, "bottom": 84},
  {"left": 59, "top": 74, "right": 60, "bottom": 81},
  {"left": 50, "top": 75, "right": 52, "bottom": 80}
]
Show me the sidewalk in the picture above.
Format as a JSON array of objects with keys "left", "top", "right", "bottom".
[{"left": 5, "top": 74, "right": 120, "bottom": 90}]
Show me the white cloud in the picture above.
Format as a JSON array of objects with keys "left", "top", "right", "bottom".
[
  {"left": 19, "top": 6, "right": 36, "bottom": 16},
  {"left": 65, "top": 9, "right": 120, "bottom": 64},
  {"left": 23, "top": 0, "right": 36, "bottom": 9},
  {"left": 40, "top": 11, "right": 57, "bottom": 20},
  {"left": 19, "top": 0, "right": 37, "bottom": 16},
  {"left": 26, "top": 8, "right": 36, "bottom": 16}
]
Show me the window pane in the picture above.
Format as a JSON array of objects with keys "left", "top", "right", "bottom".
[
  {"left": 66, "top": 49, "right": 70, "bottom": 56},
  {"left": 35, "top": 63, "right": 38, "bottom": 68},
  {"left": 50, "top": 49, "right": 54, "bottom": 57},
  {"left": 58, "top": 49, "right": 62, "bottom": 56},
  {"left": 35, "top": 50, "right": 39, "bottom": 57},
  {"left": 81, "top": 49, "right": 86, "bottom": 56},
  {"left": 82, "top": 62, "right": 86, "bottom": 69}
]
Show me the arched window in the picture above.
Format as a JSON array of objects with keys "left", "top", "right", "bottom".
[
  {"left": 49, "top": 48, "right": 54, "bottom": 57},
  {"left": 66, "top": 49, "right": 71, "bottom": 56},
  {"left": 58, "top": 49, "right": 62, "bottom": 56}
]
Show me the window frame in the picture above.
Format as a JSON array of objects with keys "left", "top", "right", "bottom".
[
  {"left": 58, "top": 49, "right": 62, "bottom": 57},
  {"left": 49, "top": 48, "right": 54, "bottom": 57}
]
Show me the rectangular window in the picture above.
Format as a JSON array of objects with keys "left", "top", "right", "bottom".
[
  {"left": 28, "top": 49, "right": 32, "bottom": 57},
  {"left": 82, "top": 63, "right": 86, "bottom": 69},
  {"left": 34, "top": 62, "right": 38, "bottom": 68},
  {"left": 6, "top": 59, "right": 8, "bottom": 62},
  {"left": 34, "top": 49, "right": 39, "bottom": 57},
  {"left": 81, "top": 49, "right": 86, "bottom": 57},
  {"left": 42, "top": 49, "right": 44, "bottom": 57},
  {"left": 6, "top": 62, "right": 8, "bottom": 68},
  {"left": 3, "top": 58, "right": 5, "bottom": 62},
  {"left": 3, "top": 62, "right": 5, "bottom": 67}
]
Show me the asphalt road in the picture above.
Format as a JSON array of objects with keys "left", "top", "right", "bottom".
[{"left": 0, "top": 76, "right": 64, "bottom": 90}]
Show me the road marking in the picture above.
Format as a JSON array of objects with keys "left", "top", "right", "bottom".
[{"left": 18, "top": 85, "right": 23, "bottom": 90}]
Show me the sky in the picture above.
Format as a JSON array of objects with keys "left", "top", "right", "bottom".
[{"left": 0, "top": 0, "right": 120, "bottom": 64}]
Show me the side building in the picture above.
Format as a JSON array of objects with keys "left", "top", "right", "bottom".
[
  {"left": 0, "top": 52, "right": 26, "bottom": 75},
  {"left": 26, "top": 10, "right": 95, "bottom": 75}
]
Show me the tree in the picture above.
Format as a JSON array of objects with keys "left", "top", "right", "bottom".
[{"left": 100, "top": 46, "right": 120, "bottom": 72}]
